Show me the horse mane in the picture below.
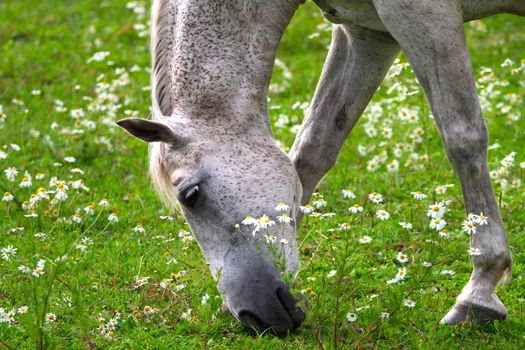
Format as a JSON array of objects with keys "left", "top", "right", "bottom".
[
  {"left": 151, "top": 0, "right": 175, "bottom": 118},
  {"left": 149, "top": 0, "right": 179, "bottom": 212}
]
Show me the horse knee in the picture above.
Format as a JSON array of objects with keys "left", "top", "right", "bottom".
[{"left": 443, "top": 122, "right": 488, "bottom": 169}]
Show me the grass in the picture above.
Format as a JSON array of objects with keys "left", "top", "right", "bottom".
[{"left": 1, "top": 0, "right": 524, "bottom": 349}]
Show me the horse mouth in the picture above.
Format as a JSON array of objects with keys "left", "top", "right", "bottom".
[{"left": 237, "top": 285, "right": 305, "bottom": 337}]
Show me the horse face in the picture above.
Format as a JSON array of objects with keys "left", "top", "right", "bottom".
[{"left": 118, "top": 117, "right": 305, "bottom": 336}]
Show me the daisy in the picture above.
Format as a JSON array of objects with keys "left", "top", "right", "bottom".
[
  {"left": 274, "top": 201, "right": 289, "bottom": 212},
  {"left": 381, "top": 127, "right": 393, "bottom": 139},
  {"left": 365, "top": 126, "right": 377, "bottom": 137},
  {"left": 376, "top": 209, "right": 390, "bottom": 221},
  {"left": 358, "top": 235, "right": 372, "bottom": 244},
  {"left": 403, "top": 299, "right": 416, "bottom": 308},
  {"left": 180, "top": 309, "right": 192, "bottom": 321},
  {"left": 312, "top": 198, "right": 327, "bottom": 208},
  {"left": 75, "top": 244, "right": 87, "bottom": 252},
  {"left": 84, "top": 204, "right": 95, "bottom": 215},
  {"left": 37, "top": 187, "right": 48, "bottom": 198},
  {"left": 475, "top": 212, "right": 488, "bottom": 226},
  {"left": 429, "top": 218, "right": 446, "bottom": 231},
  {"left": 410, "top": 191, "right": 427, "bottom": 200},
  {"left": 462, "top": 220, "right": 477, "bottom": 235},
  {"left": 386, "top": 160, "right": 399, "bottom": 172},
  {"left": 339, "top": 222, "right": 351, "bottom": 230},
  {"left": 368, "top": 192, "right": 383, "bottom": 204},
  {"left": 143, "top": 305, "right": 156, "bottom": 315},
  {"left": 4, "top": 167, "right": 18, "bottom": 181},
  {"left": 468, "top": 247, "right": 481, "bottom": 256},
  {"left": 300, "top": 204, "right": 314, "bottom": 214},
  {"left": 438, "top": 229, "right": 450, "bottom": 238},
  {"left": 399, "top": 222, "right": 413, "bottom": 229},
  {"left": 349, "top": 204, "right": 363, "bottom": 213},
  {"left": 1, "top": 245, "right": 17, "bottom": 261},
  {"left": 99, "top": 198, "right": 110, "bottom": 207},
  {"left": 178, "top": 230, "right": 192, "bottom": 239},
  {"left": 108, "top": 212, "right": 118, "bottom": 223},
  {"left": 256, "top": 214, "right": 275, "bottom": 230},
  {"left": 71, "top": 213, "right": 82, "bottom": 223},
  {"left": 367, "top": 159, "right": 379, "bottom": 171},
  {"left": 342, "top": 189, "right": 356, "bottom": 199},
  {"left": 2, "top": 192, "right": 14, "bottom": 202},
  {"left": 17, "top": 306, "right": 28, "bottom": 314},
  {"left": 32, "top": 266, "right": 45, "bottom": 278},
  {"left": 18, "top": 265, "right": 30, "bottom": 274},
  {"left": 19, "top": 176, "right": 32, "bottom": 188},
  {"left": 132, "top": 224, "right": 145, "bottom": 233},
  {"left": 46, "top": 313, "right": 57, "bottom": 322},
  {"left": 277, "top": 213, "right": 293, "bottom": 224},
  {"left": 396, "top": 251, "right": 408, "bottom": 263},
  {"left": 242, "top": 216, "right": 257, "bottom": 226},
  {"left": 279, "top": 238, "right": 288, "bottom": 245},
  {"left": 346, "top": 312, "right": 357, "bottom": 323},
  {"left": 71, "top": 179, "right": 89, "bottom": 191},
  {"left": 71, "top": 168, "right": 84, "bottom": 174},
  {"left": 427, "top": 202, "right": 446, "bottom": 218},
  {"left": 55, "top": 189, "right": 68, "bottom": 201},
  {"left": 264, "top": 235, "right": 276, "bottom": 244},
  {"left": 395, "top": 267, "right": 407, "bottom": 280}
]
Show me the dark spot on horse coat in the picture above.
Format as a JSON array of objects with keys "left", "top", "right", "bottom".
[{"left": 335, "top": 104, "right": 346, "bottom": 130}]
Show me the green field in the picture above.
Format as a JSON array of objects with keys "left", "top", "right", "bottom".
[{"left": 1, "top": 1, "right": 524, "bottom": 349}]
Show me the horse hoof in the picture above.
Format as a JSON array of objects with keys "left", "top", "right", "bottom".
[{"left": 440, "top": 294, "right": 507, "bottom": 325}]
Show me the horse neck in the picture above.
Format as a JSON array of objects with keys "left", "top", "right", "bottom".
[{"left": 151, "top": 0, "right": 302, "bottom": 129}]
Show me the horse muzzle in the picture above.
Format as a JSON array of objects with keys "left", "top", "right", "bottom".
[{"left": 217, "top": 237, "right": 305, "bottom": 336}]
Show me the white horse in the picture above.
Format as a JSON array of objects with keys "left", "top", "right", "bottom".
[{"left": 118, "top": 0, "right": 524, "bottom": 336}]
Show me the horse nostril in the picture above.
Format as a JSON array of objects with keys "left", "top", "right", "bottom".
[{"left": 276, "top": 286, "right": 306, "bottom": 329}]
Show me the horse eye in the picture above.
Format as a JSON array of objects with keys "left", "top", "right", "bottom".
[{"left": 181, "top": 185, "right": 200, "bottom": 208}]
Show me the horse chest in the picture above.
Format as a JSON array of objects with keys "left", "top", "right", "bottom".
[{"left": 313, "top": 0, "right": 388, "bottom": 31}]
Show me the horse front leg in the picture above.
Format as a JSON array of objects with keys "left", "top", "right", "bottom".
[
  {"left": 373, "top": 0, "right": 512, "bottom": 324},
  {"left": 289, "top": 24, "right": 399, "bottom": 204}
]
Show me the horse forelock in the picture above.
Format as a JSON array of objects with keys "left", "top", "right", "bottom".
[{"left": 149, "top": 141, "right": 180, "bottom": 213}]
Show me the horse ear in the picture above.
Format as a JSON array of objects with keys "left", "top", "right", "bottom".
[{"left": 117, "top": 118, "right": 186, "bottom": 145}]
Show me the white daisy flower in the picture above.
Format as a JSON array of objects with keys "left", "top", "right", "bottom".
[
  {"left": 342, "top": 189, "right": 356, "bottom": 199},
  {"left": 349, "top": 204, "right": 363, "bottom": 213},
  {"left": 403, "top": 299, "right": 416, "bottom": 308},
  {"left": 346, "top": 312, "right": 357, "bottom": 323},
  {"left": 427, "top": 202, "right": 446, "bottom": 219},
  {"left": 396, "top": 251, "right": 408, "bottom": 263},
  {"left": 468, "top": 247, "right": 481, "bottom": 256},
  {"left": 274, "top": 201, "right": 289, "bottom": 212},
  {"left": 429, "top": 218, "right": 446, "bottom": 231},
  {"left": 410, "top": 191, "right": 427, "bottom": 200},
  {"left": 376, "top": 209, "right": 390, "bottom": 221},
  {"left": 108, "top": 212, "right": 118, "bottom": 223},
  {"left": 358, "top": 235, "right": 372, "bottom": 244}
]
